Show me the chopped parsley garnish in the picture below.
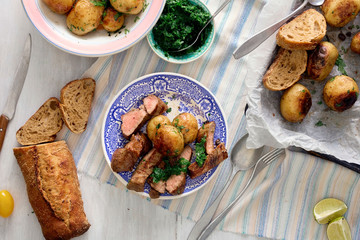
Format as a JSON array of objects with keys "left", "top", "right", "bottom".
[
  {"left": 124, "top": 28, "right": 130, "bottom": 34},
  {"left": 134, "top": 16, "right": 140, "bottom": 23},
  {"left": 315, "top": 120, "right": 325, "bottom": 127},
  {"left": 151, "top": 157, "right": 190, "bottom": 183},
  {"left": 91, "top": 0, "right": 107, "bottom": 7},
  {"left": 114, "top": 12, "right": 123, "bottom": 21},
  {"left": 151, "top": 0, "right": 212, "bottom": 56},
  {"left": 156, "top": 123, "right": 161, "bottom": 129},
  {"left": 335, "top": 55, "right": 348, "bottom": 76},
  {"left": 166, "top": 108, "right": 172, "bottom": 113},
  {"left": 317, "top": 101, "right": 323, "bottom": 105},
  {"left": 195, "top": 136, "right": 207, "bottom": 167}
]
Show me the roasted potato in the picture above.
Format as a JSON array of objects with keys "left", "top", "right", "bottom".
[
  {"left": 146, "top": 115, "right": 171, "bottom": 142},
  {"left": 66, "top": 0, "right": 105, "bottom": 36},
  {"left": 153, "top": 125, "right": 184, "bottom": 157},
  {"left": 172, "top": 113, "right": 198, "bottom": 145},
  {"left": 110, "top": 0, "right": 144, "bottom": 15},
  {"left": 102, "top": 7, "right": 125, "bottom": 32},
  {"left": 351, "top": 32, "right": 360, "bottom": 53},
  {"left": 307, "top": 42, "right": 339, "bottom": 81},
  {"left": 321, "top": 0, "right": 360, "bottom": 27},
  {"left": 280, "top": 84, "right": 312, "bottom": 123},
  {"left": 42, "top": 0, "right": 75, "bottom": 14},
  {"left": 323, "top": 75, "right": 359, "bottom": 112}
]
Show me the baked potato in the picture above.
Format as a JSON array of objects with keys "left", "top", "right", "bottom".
[
  {"left": 42, "top": 0, "right": 75, "bottom": 14},
  {"left": 172, "top": 113, "right": 198, "bottom": 145},
  {"left": 351, "top": 32, "right": 360, "bottom": 53},
  {"left": 102, "top": 7, "right": 125, "bottom": 32},
  {"left": 110, "top": 0, "right": 144, "bottom": 15},
  {"left": 321, "top": 0, "right": 360, "bottom": 27},
  {"left": 146, "top": 115, "right": 171, "bottom": 142},
  {"left": 153, "top": 125, "right": 184, "bottom": 157},
  {"left": 323, "top": 75, "right": 359, "bottom": 112},
  {"left": 66, "top": 0, "right": 105, "bottom": 36},
  {"left": 280, "top": 83, "right": 312, "bottom": 123},
  {"left": 307, "top": 42, "right": 339, "bottom": 81}
]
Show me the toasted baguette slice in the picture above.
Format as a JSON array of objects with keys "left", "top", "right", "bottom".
[
  {"left": 59, "top": 78, "right": 96, "bottom": 134},
  {"left": 16, "top": 97, "right": 63, "bottom": 146},
  {"left": 263, "top": 48, "right": 308, "bottom": 91},
  {"left": 276, "top": 9, "right": 326, "bottom": 50}
]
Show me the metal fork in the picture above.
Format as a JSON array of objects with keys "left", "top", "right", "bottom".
[{"left": 197, "top": 148, "right": 285, "bottom": 240}]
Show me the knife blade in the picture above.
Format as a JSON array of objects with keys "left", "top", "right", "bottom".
[{"left": 0, "top": 34, "right": 32, "bottom": 151}]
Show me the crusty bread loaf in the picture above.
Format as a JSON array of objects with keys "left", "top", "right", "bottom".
[
  {"left": 263, "top": 48, "right": 308, "bottom": 91},
  {"left": 59, "top": 78, "right": 96, "bottom": 134},
  {"left": 276, "top": 9, "right": 327, "bottom": 50},
  {"left": 13, "top": 141, "right": 90, "bottom": 240},
  {"left": 16, "top": 97, "right": 63, "bottom": 146}
]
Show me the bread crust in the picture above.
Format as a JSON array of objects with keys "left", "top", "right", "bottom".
[
  {"left": 276, "top": 9, "right": 327, "bottom": 50},
  {"left": 263, "top": 48, "right": 308, "bottom": 91},
  {"left": 16, "top": 97, "right": 63, "bottom": 146},
  {"left": 13, "top": 141, "right": 90, "bottom": 240},
  {"left": 59, "top": 78, "right": 96, "bottom": 134}
]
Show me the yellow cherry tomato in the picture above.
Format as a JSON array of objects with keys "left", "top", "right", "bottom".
[{"left": 0, "top": 190, "right": 14, "bottom": 218}]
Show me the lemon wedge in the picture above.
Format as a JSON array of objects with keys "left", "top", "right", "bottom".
[
  {"left": 313, "top": 198, "right": 347, "bottom": 224},
  {"left": 327, "top": 217, "right": 352, "bottom": 240}
]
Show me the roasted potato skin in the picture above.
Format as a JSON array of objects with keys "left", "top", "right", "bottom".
[
  {"left": 280, "top": 84, "right": 312, "bottom": 123},
  {"left": 153, "top": 125, "right": 184, "bottom": 157},
  {"left": 102, "top": 7, "right": 125, "bottom": 32},
  {"left": 66, "top": 0, "right": 105, "bottom": 36},
  {"left": 172, "top": 113, "right": 198, "bottom": 145},
  {"left": 146, "top": 115, "right": 171, "bottom": 142},
  {"left": 307, "top": 42, "right": 339, "bottom": 81},
  {"left": 323, "top": 75, "right": 359, "bottom": 112},
  {"left": 321, "top": 0, "right": 360, "bottom": 27},
  {"left": 110, "top": 0, "right": 144, "bottom": 15},
  {"left": 351, "top": 32, "right": 360, "bottom": 53},
  {"left": 42, "top": 0, "right": 75, "bottom": 14}
]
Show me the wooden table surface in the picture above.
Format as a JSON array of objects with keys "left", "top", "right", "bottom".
[{"left": 0, "top": 1, "right": 264, "bottom": 239}]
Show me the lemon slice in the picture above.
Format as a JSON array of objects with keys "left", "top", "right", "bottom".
[
  {"left": 327, "top": 217, "right": 352, "bottom": 240},
  {"left": 313, "top": 198, "right": 347, "bottom": 224}
]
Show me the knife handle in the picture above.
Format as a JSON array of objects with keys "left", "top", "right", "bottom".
[{"left": 0, "top": 114, "right": 9, "bottom": 152}]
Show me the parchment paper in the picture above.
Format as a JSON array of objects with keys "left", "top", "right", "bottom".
[{"left": 246, "top": 5, "right": 360, "bottom": 164}]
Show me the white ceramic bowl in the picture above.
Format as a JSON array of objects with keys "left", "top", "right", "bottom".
[
  {"left": 22, "top": 0, "right": 165, "bottom": 57},
  {"left": 102, "top": 72, "right": 228, "bottom": 200}
]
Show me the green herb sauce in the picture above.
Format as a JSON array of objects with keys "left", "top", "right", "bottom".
[{"left": 152, "top": 0, "right": 212, "bottom": 56}]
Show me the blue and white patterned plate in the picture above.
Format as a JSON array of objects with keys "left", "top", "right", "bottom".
[{"left": 102, "top": 72, "right": 228, "bottom": 199}]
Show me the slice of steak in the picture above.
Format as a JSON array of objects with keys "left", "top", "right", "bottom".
[
  {"left": 148, "top": 188, "right": 160, "bottom": 199},
  {"left": 143, "top": 95, "right": 168, "bottom": 116},
  {"left": 125, "top": 133, "right": 152, "bottom": 157},
  {"left": 166, "top": 146, "right": 193, "bottom": 195},
  {"left": 121, "top": 105, "right": 150, "bottom": 139},
  {"left": 148, "top": 177, "right": 166, "bottom": 194},
  {"left": 188, "top": 143, "right": 228, "bottom": 179},
  {"left": 127, "top": 149, "right": 163, "bottom": 192},
  {"left": 111, "top": 133, "right": 152, "bottom": 172},
  {"left": 197, "top": 122, "right": 216, "bottom": 155},
  {"left": 111, "top": 148, "right": 138, "bottom": 172}
]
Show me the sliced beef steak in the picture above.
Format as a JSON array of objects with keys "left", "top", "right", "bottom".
[
  {"left": 143, "top": 95, "right": 168, "bottom": 116},
  {"left": 121, "top": 105, "right": 150, "bottom": 139},
  {"left": 197, "top": 122, "right": 216, "bottom": 155},
  {"left": 188, "top": 143, "right": 228, "bottom": 179},
  {"left": 166, "top": 145, "right": 193, "bottom": 195},
  {"left": 127, "top": 149, "right": 163, "bottom": 192},
  {"left": 111, "top": 133, "right": 152, "bottom": 172}
]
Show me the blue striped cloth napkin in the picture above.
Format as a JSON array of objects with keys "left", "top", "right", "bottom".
[{"left": 57, "top": 0, "right": 360, "bottom": 239}]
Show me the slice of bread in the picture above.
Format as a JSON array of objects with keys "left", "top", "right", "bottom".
[
  {"left": 59, "top": 78, "right": 96, "bottom": 134},
  {"left": 16, "top": 97, "right": 63, "bottom": 145},
  {"left": 276, "top": 9, "right": 327, "bottom": 50},
  {"left": 263, "top": 48, "right": 308, "bottom": 91}
]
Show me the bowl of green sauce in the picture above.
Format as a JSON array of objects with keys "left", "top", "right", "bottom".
[{"left": 147, "top": 0, "right": 215, "bottom": 64}]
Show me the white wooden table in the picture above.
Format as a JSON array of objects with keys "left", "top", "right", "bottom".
[{"left": 0, "top": 1, "right": 264, "bottom": 239}]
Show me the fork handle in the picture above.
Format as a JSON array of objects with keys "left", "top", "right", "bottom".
[
  {"left": 232, "top": 0, "right": 308, "bottom": 59},
  {"left": 197, "top": 160, "right": 263, "bottom": 240}
]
